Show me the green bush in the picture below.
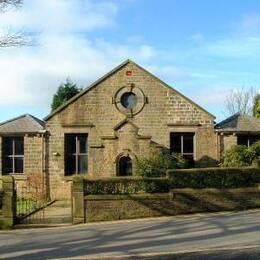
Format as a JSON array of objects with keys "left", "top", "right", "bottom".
[
  {"left": 220, "top": 145, "right": 253, "bottom": 167},
  {"left": 84, "top": 177, "right": 171, "bottom": 195},
  {"left": 0, "top": 191, "right": 2, "bottom": 209},
  {"left": 136, "top": 150, "right": 187, "bottom": 177},
  {"left": 167, "top": 167, "right": 260, "bottom": 189},
  {"left": 249, "top": 141, "right": 260, "bottom": 160}
]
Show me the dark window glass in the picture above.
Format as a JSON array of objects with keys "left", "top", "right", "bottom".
[
  {"left": 171, "top": 133, "right": 182, "bottom": 153},
  {"left": 3, "top": 138, "right": 13, "bottom": 156},
  {"left": 183, "top": 133, "right": 194, "bottom": 153},
  {"left": 65, "top": 134, "right": 88, "bottom": 176},
  {"left": 15, "top": 158, "right": 23, "bottom": 173},
  {"left": 2, "top": 137, "right": 24, "bottom": 174},
  {"left": 118, "top": 156, "right": 132, "bottom": 176},
  {"left": 3, "top": 157, "right": 12, "bottom": 174},
  {"left": 65, "top": 155, "right": 76, "bottom": 176},
  {"left": 121, "top": 92, "right": 137, "bottom": 109},
  {"left": 78, "top": 155, "right": 87, "bottom": 174},
  {"left": 66, "top": 135, "right": 76, "bottom": 154},
  {"left": 170, "top": 132, "right": 195, "bottom": 167},
  {"left": 237, "top": 135, "right": 260, "bottom": 147},
  {"left": 79, "top": 136, "right": 87, "bottom": 153},
  {"left": 15, "top": 137, "right": 24, "bottom": 155}
]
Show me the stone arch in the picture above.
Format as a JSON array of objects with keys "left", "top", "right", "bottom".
[{"left": 115, "top": 151, "right": 136, "bottom": 176}]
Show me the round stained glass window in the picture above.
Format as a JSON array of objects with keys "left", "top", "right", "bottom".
[{"left": 120, "top": 92, "right": 137, "bottom": 109}]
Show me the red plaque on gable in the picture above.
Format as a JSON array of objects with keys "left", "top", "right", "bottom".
[{"left": 126, "top": 70, "right": 132, "bottom": 76}]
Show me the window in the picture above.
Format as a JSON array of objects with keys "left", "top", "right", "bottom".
[
  {"left": 2, "top": 137, "right": 24, "bottom": 174},
  {"left": 121, "top": 92, "right": 137, "bottom": 109},
  {"left": 170, "top": 132, "right": 195, "bottom": 166},
  {"left": 237, "top": 135, "right": 260, "bottom": 147},
  {"left": 118, "top": 156, "right": 132, "bottom": 176},
  {"left": 65, "top": 134, "right": 88, "bottom": 176}
]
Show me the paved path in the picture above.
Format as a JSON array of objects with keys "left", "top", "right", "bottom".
[{"left": 1, "top": 210, "right": 260, "bottom": 259}]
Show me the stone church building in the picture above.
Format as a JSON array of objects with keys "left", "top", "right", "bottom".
[{"left": 0, "top": 60, "right": 259, "bottom": 199}]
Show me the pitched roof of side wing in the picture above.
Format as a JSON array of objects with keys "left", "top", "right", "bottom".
[
  {"left": 0, "top": 114, "right": 45, "bottom": 134},
  {"left": 215, "top": 113, "right": 260, "bottom": 132},
  {"left": 44, "top": 59, "right": 215, "bottom": 121}
]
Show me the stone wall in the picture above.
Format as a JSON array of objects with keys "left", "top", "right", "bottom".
[
  {"left": 24, "top": 134, "right": 44, "bottom": 176},
  {"left": 0, "top": 134, "right": 45, "bottom": 196},
  {"left": 0, "top": 176, "right": 16, "bottom": 229},
  {"left": 219, "top": 134, "right": 237, "bottom": 155},
  {"left": 46, "top": 61, "right": 218, "bottom": 199},
  {"left": 76, "top": 188, "right": 260, "bottom": 223}
]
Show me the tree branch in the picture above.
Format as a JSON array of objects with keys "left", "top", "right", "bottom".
[
  {"left": 0, "top": 0, "right": 22, "bottom": 12},
  {"left": 0, "top": 31, "right": 33, "bottom": 47}
]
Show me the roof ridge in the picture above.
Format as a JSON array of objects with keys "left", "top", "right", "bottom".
[
  {"left": 44, "top": 59, "right": 131, "bottom": 121},
  {"left": 44, "top": 58, "right": 215, "bottom": 121},
  {"left": 215, "top": 113, "right": 240, "bottom": 128},
  {"left": 27, "top": 114, "right": 45, "bottom": 126},
  {"left": 0, "top": 114, "right": 28, "bottom": 127}
]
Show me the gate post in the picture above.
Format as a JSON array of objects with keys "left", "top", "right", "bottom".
[
  {"left": 1, "top": 176, "right": 16, "bottom": 229},
  {"left": 72, "top": 177, "right": 85, "bottom": 224}
]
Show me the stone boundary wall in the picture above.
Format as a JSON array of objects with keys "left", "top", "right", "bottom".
[
  {"left": 72, "top": 177, "right": 260, "bottom": 223},
  {"left": 0, "top": 176, "right": 16, "bottom": 229}
]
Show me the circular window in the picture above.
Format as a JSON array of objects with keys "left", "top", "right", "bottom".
[
  {"left": 114, "top": 85, "right": 146, "bottom": 116},
  {"left": 120, "top": 92, "right": 137, "bottom": 109}
]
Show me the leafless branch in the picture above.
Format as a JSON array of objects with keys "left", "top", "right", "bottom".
[
  {"left": 224, "top": 87, "right": 256, "bottom": 116},
  {"left": 0, "top": 31, "right": 34, "bottom": 47},
  {"left": 0, "top": 1, "right": 35, "bottom": 48},
  {"left": 0, "top": 0, "right": 22, "bottom": 12}
]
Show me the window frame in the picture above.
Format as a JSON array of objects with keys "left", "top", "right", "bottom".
[
  {"left": 170, "top": 132, "right": 195, "bottom": 160},
  {"left": 237, "top": 134, "right": 260, "bottom": 148},
  {"left": 64, "top": 134, "right": 88, "bottom": 176},
  {"left": 2, "top": 136, "right": 24, "bottom": 175}
]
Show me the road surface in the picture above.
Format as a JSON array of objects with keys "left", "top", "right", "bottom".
[{"left": 1, "top": 209, "right": 260, "bottom": 259}]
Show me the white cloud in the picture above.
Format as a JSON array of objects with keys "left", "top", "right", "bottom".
[
  {"left": 204, "top": 36, "right": 260, "bottom": 59},
  {"left": 0, "top": 0, "right": 118, "bottom": 33},
  {"left": 0, "top": 0, "right": 158, "bottom": 108}
]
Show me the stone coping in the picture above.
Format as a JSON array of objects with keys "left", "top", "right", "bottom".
[{"left": 84, "top": 193, "right": 171, "bottom": 200}]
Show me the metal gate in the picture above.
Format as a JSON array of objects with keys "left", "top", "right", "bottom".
[{"left": 16, "top": 185, "right": 49, "bottom": 224}]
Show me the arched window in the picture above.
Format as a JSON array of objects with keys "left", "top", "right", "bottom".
[{"left": 118, "top": 156, "right": 132, "bottom": 176}]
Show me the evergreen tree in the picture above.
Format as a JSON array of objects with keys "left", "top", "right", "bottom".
[
  {"left": 51, "top": 78, "right": 82, "bottom": 111},
  {"left": 253, "top": 94, "right": 260, "bottom": 118}
]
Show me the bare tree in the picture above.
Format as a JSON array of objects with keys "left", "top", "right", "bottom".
[
  {"left": 0, "top": 0, "right": 32, "bottom": 48},
  {"left": 0, "top": 0, "right": 22, "bottom": 12},
  {"left": 224, "top": 87, "right": 256, "bottom": 116}
]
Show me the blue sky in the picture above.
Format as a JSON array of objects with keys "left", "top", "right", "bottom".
[{"left": 0, "top": 0, "right": 259, "bottom": 122}]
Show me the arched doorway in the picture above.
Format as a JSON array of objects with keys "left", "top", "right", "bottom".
[{"left": 117, "top": 156, "right": 132, "bottom": 176}]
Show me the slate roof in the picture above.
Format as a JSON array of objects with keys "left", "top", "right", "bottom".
[
  {"left": 44, "top": 59, "right": 215, "bottom": 121},
  {"left": 0, "top": 114, "right": 45, "bottom": 134},
  {"left": 215, "top": 113, "right": 260, "bottom": 133}
]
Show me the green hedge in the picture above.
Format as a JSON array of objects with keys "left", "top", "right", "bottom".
[
  {"left": 82, "top": 167, "right": 260, "bottom": 195},
  {"left": 167, "top": 167, "right": 260, "bottom": 189},
  {"left": 84, "top": 177, "right": 171, "bottom": 195},
  {"left": 0, "top": 191, "right": 3, "bottom": 209}
]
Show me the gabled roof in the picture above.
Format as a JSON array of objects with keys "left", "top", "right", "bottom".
[
  {"left": 215, "top": 113, "right": 260, "bottom": 132},
  {"left": 0, "top": 114, "right": 45, "bottom": 134},
  {"left": 44, "top": 59, "right": 215, "bottom": 121}
]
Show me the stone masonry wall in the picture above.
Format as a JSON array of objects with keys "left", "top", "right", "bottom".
[
  {"left": 219, "top": 134, "right": 237, "bottom": 154},
  {"left": 46, "top": 62, "right": 217, "bottom": 199},
  {"left": 0, "top": 135, "right": 44, "bottom": 196}
]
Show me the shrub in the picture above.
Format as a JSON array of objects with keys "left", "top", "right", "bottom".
[
  {"left": 136, "top": 150, "right": 187, "bottom": 177},
  {"left": 84, "top": 177, "right": 171, "bottom": 195},
  {"left": 167, "top": 167, "right": 260, "bottom": 189},
  {"left": 220, "top": 145, "right": 253, "bottom": 167},
  {"left": 249, "top": 141, "right": 260, "bottom": 160}
]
